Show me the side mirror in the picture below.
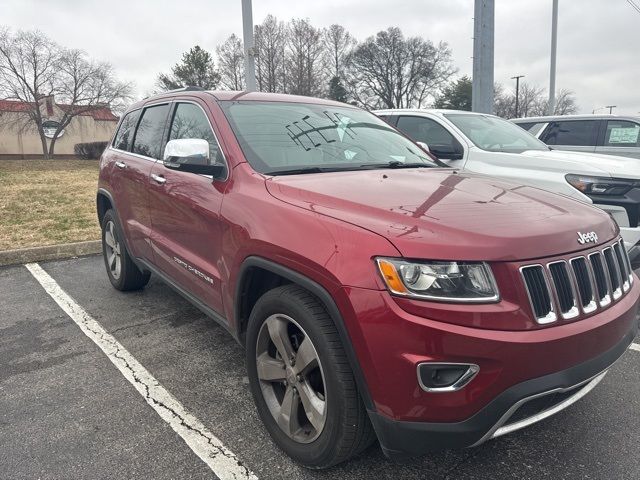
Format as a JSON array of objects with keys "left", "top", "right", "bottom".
[
  {"left": 416, "top": 141, "right": 430, "bottom": 153},
  {"left": 428, "top": 143, "right": 464, "bottom": 161},
  {"left": 163, "top": 139, "right": 225, "bottom": 177}
]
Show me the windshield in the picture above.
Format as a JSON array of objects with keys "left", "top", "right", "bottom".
[
  {"left": 445, "top": 113, "right": 550, "bottom": 153},
  {"left": 220, "top": 101, "right": 441, "bottom": 174}
]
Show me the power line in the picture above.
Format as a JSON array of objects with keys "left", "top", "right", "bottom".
[{"left": 627, "top": 0, "right": 640, "bottom": 15}]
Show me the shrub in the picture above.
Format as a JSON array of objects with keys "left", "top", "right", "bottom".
[{"left": 74, "top": 141, "right": 108, "bottom": 160}]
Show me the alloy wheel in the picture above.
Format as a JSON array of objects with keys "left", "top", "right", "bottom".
[
  {"left": 104, "top": 220, "right": 122, "bottom": 280},
  {"left": 255, "top": 313, "right": 327, "bottom": 443}
]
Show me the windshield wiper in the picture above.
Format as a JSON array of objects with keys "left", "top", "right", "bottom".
[
  {"left": 265, "top": 166, "right": 358, "bottom": 176},
  {"left": 359, "top": 161, "right": 433, "bottom": 169}
]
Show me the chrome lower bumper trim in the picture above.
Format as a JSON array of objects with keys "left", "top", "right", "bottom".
[{"left": 471, "top": 370, "right": 608, "bottom": 447}]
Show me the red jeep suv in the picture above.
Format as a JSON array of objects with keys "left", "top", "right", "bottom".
[{"left": 97, "top": 88, "right": 639, "bottom": 468}]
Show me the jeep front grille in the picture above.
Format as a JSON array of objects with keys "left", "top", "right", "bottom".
[{"left": 520, "top": 239, "right": 633, "bottom": 324}]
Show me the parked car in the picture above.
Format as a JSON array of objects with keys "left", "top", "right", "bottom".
[
  {"left": 98, "top": 89, "right": 639, "bottom": 468},
  {"left": 513, "top": 114, "right": 640, "bottom": 159},
  {"left": 376, "top": 109, "right": 640, "bottom": 265}
]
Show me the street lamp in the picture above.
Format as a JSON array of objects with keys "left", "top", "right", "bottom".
[{"left": 511, "top": 75, "right": 525, "bottom": 118}]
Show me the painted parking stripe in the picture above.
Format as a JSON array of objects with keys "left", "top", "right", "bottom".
[
  {"left": 630, "top": 343, "right": 640, "bottom": 352},
  {"left": 25, "top": 263, "right": 257, "bottom": 480}
]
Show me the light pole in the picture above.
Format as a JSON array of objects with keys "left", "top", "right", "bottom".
[
  {"left": 241, "top": 0, "right": 257, "bottom": 91},
  {"left": 605, "top": 105, "right": 617, "bottom": 114},
  {"left": 511, "top": 75, "right": 525, "bottom": 118},
  {"left": 548, "top": 0, "right": 559, "bottom": 115},
  {"left": 472, "top": 0, "right": 495, "bottom": 113}
]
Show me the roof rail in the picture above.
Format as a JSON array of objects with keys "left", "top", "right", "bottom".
[{"left": 166, "top": 86, "right": 206, "bottom": 93}]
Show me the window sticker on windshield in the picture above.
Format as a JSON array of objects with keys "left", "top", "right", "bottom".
[
  {"left": 336, "top": 116, "right": 351, "bottom": 141},
  {"left": 609, "top": 126, "right": 639, "bottom": 144}
]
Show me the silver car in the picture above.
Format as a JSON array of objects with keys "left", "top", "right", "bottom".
[{"left": 513, "top": 114, "right": 640, "bottom": 159}]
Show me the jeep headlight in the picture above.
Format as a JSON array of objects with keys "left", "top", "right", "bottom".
[
  {"left": 565, "top": 174, "right": 637, "bottom": 196},
  {"left": 376, "top": 258, "right": 499, "bottom": 302}
]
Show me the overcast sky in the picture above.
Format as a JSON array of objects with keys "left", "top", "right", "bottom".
[{"left": 4, "top": 0, "right": 639, "bottom": 115}]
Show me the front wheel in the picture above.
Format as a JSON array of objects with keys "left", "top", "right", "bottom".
[
  {"left": 246, "top": 285, "right": 375, "bottom": 469},
  {"left": 101, "top": 209, "right": 150, "bottom": 291}
]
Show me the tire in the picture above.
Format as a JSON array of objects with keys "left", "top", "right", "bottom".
[
  {"left": 101, "top": 209, "right": 150, "bottom": 291},
  {"left": 246, "top": 284, "right": 376, "bottom": 469}
]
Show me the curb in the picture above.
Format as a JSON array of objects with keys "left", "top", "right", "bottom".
[{"left": 0, "top": 240, "right": 102, "bottom": 267}]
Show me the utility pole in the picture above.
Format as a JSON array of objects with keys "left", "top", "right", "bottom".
[
  {"left": 511, "top": 75, "right": 525, "bottom": 118},
  {"left": 241, "top": 0, "right": 257, "bottom": 91},
  {"left": 472, "top": 0, "right": 495, "bottom": 113},
  {"left": 605, "top": 105, "right": 617, "bottom": 114},
  {"left": 548, "top": 0, "right": 559, "bottom": 115}
]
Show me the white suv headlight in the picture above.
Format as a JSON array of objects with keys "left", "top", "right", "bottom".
[{"left": 375, "top": 258, "right": 500, "bottom": 303}]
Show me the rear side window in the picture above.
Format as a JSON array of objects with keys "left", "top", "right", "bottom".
[
  {"left": 132, "top": 104, "right": 171, "bottom": 159},
  {"left": 603, "top": 120, "right": 640, "bottom": 147},
  {"left": 514, "top": 122, "right": 547, "bottom": 136},
  {"left": 112, "top": 110, "right": 140, "bottom": 151},
  {"left": 541, "top": 120, "right": 598, "bottom": 146},
  {"left": 168, "top": 103, "right": 224, "bottom": 164}
]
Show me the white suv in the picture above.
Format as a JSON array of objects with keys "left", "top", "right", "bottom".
[{"left": 376, "top": 109, "right": 640, "bottom": 264}]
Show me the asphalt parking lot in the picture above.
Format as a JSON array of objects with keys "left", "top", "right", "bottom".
[{"left": 2, "top": 255, "right": 640, "bottom": 480}]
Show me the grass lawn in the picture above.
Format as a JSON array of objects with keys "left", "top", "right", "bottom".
[{"left": 0, "top": 159, "right": 100, "bottom": 250}]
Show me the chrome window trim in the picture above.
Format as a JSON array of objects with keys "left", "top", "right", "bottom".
[
  {"left": 416, "top": 362, "right": 480, "bottom": 393},
  {"left": 588, "top": 251, "right": 612, "bottom": 307},
  {"left": 569, "top": 256, "right": 597, "bottom": 314},
  {"left": 520, "top": 264, "right": 557, "bottom": 324},
  {"left": 546, "top": 260, "right": 579, "bottom": 320}
]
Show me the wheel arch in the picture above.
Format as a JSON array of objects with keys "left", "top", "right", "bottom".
[{"left": 234, "top": 256, "right": 375, "bottom": 411}]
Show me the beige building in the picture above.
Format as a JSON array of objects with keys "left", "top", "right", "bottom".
[{"left": 0, "top": 96, "right": 118, "bottom": 158}]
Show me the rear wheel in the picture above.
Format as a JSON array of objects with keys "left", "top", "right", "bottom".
[
  {"left": 101, "top": 209, "right": 150, "bottom": 291},
  {"left": 246, "top": 284, "right": 376, "bottom": 469}
]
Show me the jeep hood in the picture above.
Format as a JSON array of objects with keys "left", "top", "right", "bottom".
[
  {"left": 265, "top": 168, "right": 618, "bottom": 261},
  {"left": 521, "top": 149, "right": 640, "bottom": 179}
]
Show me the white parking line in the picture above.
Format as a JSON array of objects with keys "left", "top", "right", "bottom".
[
  {"left": 25, "top": 263, "right": 257, "bottom": 480},
  {"left": 630, "top": 343, "right": 640, "bottom": 352}
]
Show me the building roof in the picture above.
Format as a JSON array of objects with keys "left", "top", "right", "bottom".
[{"left": 0, "top": 99, "right": 118, "bottom": 121}]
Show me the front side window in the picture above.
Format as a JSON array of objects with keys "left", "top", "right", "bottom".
[
  {"left": 603, "top": 120, "right": 640, "bottom": 147},
  {"left": 444, "top": 113, "right": 549, "bottom": 153},
  {"left": 132, "top": 104, "right": 170, "bottom": 159},
  {"left": 397, "top": 116, "right": 459, "bottom": 148},
  {"left": 541, "top": 120, "right": 599, "bottom": 146},
  {"left": 168, "top": 103, "right": 224, "bottom": 164},
  {"left": 220, "top": 101, "right": 440, "bottom": 174},
  {"left": 112, "top": 109, "right": 141, "bottom": 151}
]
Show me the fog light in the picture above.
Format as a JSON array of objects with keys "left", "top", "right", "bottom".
[{"left": 417, "top": 362, "right": 479, "bottom": 393}]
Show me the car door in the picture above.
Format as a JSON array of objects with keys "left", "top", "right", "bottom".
[
  {"left": 595, "top": 119, "right": 640, "bottom": 159},
  {"left": 395, "top": 114, "right": 467, "bottom": 168},
  {"left": 107, "top": 107, "right": 160, "bottom": 262},
  {"left": 147, "top": 100, "right": 228, "bottom": 315},
  {"left": 538, "top": 119, "right": 600, "bottom": 153}
]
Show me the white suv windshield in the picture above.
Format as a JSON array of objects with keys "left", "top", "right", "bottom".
[
  {"left": 220, "top": 101, "right": 441, "bottom": 174},
  {"left": 445, "top": 113, "right": 550, "bottom": 153}
]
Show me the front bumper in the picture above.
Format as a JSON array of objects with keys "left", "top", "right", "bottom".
[{"left": 369, "top": 323, "right": 636, "bottom": 460}]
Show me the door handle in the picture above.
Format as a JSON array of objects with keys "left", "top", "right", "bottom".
[
  {"left": 115, "top": 161, "right": 126, "bottom": 169},
  {"left": 151, "top": 173, "right": 166, "bottom": 185}
]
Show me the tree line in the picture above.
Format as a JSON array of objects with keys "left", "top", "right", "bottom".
[{"left": 158, "top": 16, "right": 456, "bottom": 110}]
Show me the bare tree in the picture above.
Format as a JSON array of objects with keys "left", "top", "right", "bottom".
[
  {"left": 286, "top": 18, "right": 326, "bottom": 97},
  {"left": 323, "top": 24, "right": 355, "bottom": 78},
  {"left": 0, "top": 29, "right": 59, "bottom": 158},
  {"left": 0, "top": 29, "right": 132, "bottom": 158},
  {"left": 254, "top": 15, "right": 286, "bottom": 92},
  {"left": 345, "top": 27, "right": 455, "bottom": 109},
  {"left": 493, "top": 82, "right": 577, "bottom": 118},
  {"left": 216, "top": 34, "right": 245, "bottom": 90}
]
